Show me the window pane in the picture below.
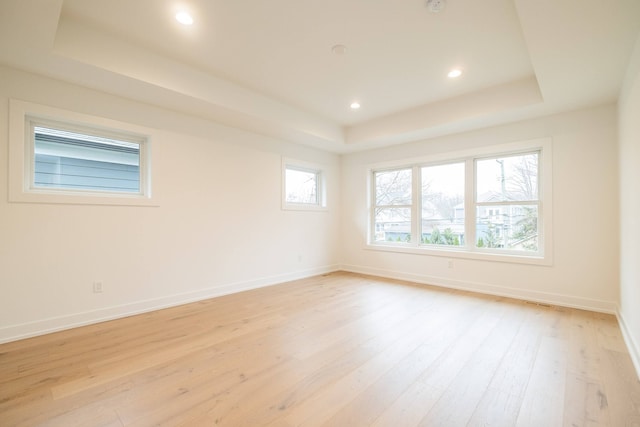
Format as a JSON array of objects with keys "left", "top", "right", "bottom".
[
  {"left": 476, "top": 153, "right": 538, "bottom": 202},
  {"left": 373, "top": 207, "right": 411, "bottom": 243},
  {"left": 34, "top": 126, "right": 141, "bottom": 193},
  {"left": 476, "top": 205, "right": 538, "bottom": 251},
  {"left": 375, "top": 169, "right": 412, "bottom": 206},
  {"left": 285, "top": 167, "right": 318, "bottom": 204},
  {"left": 421, "top": 163, "right": 464, "bottom": 246}
]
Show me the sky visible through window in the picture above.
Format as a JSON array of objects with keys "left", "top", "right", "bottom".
[
  {"left": 415, "top": 153, "right": 538, "bottom": 200},
  {"left": 477, "top": 153, "right": 538, "bottom": 201},
  {"left": 285, "top": 167, "right": 318, "bottom": 204},
  {"left": 422, "top": 163, "right": 464, "bottom": 196}
]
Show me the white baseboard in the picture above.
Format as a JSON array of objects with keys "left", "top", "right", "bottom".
[
  {"left": 0, "top": 265, "right": 340, "bottom": 344},
  {"left": 340, "top": 264, "right": 618, "bottom": 314},
  {"left": 0, "top": 264, "right": 620, "bottom": 345},
  {"left": 617, "top": 308, "right": 640, "bottom": 381}
]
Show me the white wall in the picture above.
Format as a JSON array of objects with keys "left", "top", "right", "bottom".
[
  {"left": 341, "top": 105, "right": 620, "bottom": 312},
  {"left": 0, "top": 66, "right": 341, "bottom": 342},
  {"left": 618, "top": 34, "right": 640, "bottom": 375},
  {"left": 0, "top": 64, "right": 626, "bottom": 346}
]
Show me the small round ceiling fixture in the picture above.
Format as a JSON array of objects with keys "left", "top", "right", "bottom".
[
  {"left": 175, "top": 11, "right": 194, "bottom": 25},
  {"left": 426, "top": 0, "right": 446, "bottom": 13},
  {"left": 448, "top": 69, "right": 462, "bottom": 78},
  {"left": 350, "top": 102, "right": 361, "bottom": 110},
  {"left": 332, "top": 44, "right": 347, "bottom": 55}
]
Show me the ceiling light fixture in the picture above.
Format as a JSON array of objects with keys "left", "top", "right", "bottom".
[
  {"left": 331, "top": 44, "right": 347, "bottom": 55},
  {"left": 175, "top": 11, "right": 194, "bottom": 25},
  {"left": 350, "top": 102, "right": 361, "bottom": 110},
  {"left": 426, "top": 0, "right": 446, "bottom": 13},
  {"left": 448, "top": 69, "right": 462, "bottom": 78}
]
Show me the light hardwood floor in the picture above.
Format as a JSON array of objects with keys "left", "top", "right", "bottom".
[{"left": 1, "top": 272, "right": 639, "bottom": 426}]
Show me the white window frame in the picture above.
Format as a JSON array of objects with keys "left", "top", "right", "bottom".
[
  {"left": 282, "top": 158, "right": 327, "bottom": 211},
  {"left": 367, "top": 138, "right": 553, "bottom": 265},
  {"left": 9, "top": 99, "right": 157, "bottom": 207}
]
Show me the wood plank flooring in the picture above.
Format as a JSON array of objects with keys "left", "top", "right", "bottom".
[{"left": 1, "top": 272, "right": 639, "bottom": 426}]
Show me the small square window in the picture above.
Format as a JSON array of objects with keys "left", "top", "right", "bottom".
[
  {"left": 285, "top": 167, "right": 318, "bottom": 205},
  {"left": 282, "top": 159, "right": 326, "bottom": 211}
]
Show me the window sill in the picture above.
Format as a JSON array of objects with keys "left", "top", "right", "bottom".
[
  {"left": 365, "top": 242, "right": 551, "bottom": 266},
  {"left": 282, "top": 203, "right": 328, "bottom": 212},
  {"left": 9, "top": 187, "right": 159, "bottom": 207}
]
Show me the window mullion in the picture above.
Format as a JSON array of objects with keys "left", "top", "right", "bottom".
[
  {"left": 465, "top": 159, "right": 475, "bottom": 250},
  {"left": 412, "top": 165, "right": 420, "bottom": 246},
  {"left": 370, "top": 170, "right": 376, "bottom": 243}
]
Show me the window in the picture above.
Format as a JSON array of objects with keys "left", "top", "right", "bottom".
[
  {"left": 31, "top": 122, "right": 143, "bottom": 194},
  {"left": 421, "top": 162, "right": 465, "bottom": 247},
  {"left": 282, "top": 159, "right": 326, "bottom": 210},
  {"left": 368, "top": 139, "right": 552, "bottom": 264},
  {"left": 373, "top": 168, "right": 412, "bottom": 243},
  {"left": 9, "top": 99, "right": 155, "bottom": 206},
  {"left": 475, "top": 153, "right": 539, "bottom": 251},
  {"left": 285, "top": 167, "right": 318, "bottom": 205}
]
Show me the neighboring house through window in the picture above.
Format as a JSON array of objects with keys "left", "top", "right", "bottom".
[
  {"left": 32, "top": 123, "right": 142, "bottom": 194},
  {"left": 9, "top": 99, "right": 155, "bottom": 206}
]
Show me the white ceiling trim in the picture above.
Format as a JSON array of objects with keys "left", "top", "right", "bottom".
[{"left": 0, "top": 0, "right": 639, "bottom": 153}]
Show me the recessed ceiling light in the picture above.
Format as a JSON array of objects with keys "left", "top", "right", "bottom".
[
  {"left": 350, "top": 102, "right": 361, "bottom": 110},
  {"left": 426, "top": 0, "right": 446, "bottom": 13},
  {"left": 448, "top": 69, "right": 462, "bottom": 78},
  {"left": 175, "top": 11, "right": 193, "bottom": 25},
  {"left": 332, "top": 44, "right": 347, "bottom": 55}
]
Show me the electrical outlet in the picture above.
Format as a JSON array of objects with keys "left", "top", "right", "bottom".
[
  {"left": 93, "top": 281, "right": 103, "bottom": 293},
  {"left": 447, "top": 259, "right": 454, "bottom": 269}
]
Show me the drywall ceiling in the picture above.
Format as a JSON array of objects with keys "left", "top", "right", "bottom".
[{"left": 0, "top": 0, "right": 639, "bottom": 152}]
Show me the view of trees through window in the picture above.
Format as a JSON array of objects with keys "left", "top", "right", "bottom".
[
  {"left": 422, "top": 162, "right": 465, "bottom": 246},
  {"left": 285, "top": 167, "right": 318, "bottom": 205},
  {"left": 373, "top": 168, "right": 412, "bottom": 242},
  {"left": 372, "top": 151, "right": 540, "bottom": 253},
  {"left": 476, "top": 153, "right": 539, "bottom": 251}
]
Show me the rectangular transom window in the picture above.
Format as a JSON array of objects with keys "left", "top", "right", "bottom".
[
  {"left": 368, "top": 139, "right": 552, "bottom": 264},
  {"left": 9, "top": 99, "right": 155, "bottom": 206},
  {"left": 32, "top": 123, "right": 142, "bottom": 194}
]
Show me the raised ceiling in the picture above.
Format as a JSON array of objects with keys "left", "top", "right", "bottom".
[{"left": 1, "top": 0, "right": 639, "bottom": 152}]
